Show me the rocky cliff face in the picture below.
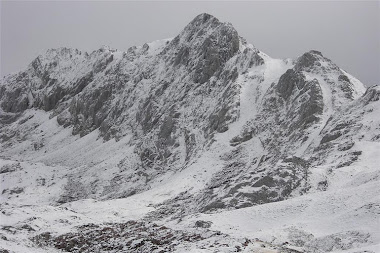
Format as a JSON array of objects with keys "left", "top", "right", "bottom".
[
  {"left": 0, "top": 13, "right": 379, "bottom": 253},
  {"left": 1, "top": 14, "right": 265, "bottom": 196}
]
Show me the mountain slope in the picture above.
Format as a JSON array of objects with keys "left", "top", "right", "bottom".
[{"left": 0, "top": 13, "right": 379, "bottom": 253}]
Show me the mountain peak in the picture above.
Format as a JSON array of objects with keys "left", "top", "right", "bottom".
[
  {"left": 292, "top": 49, "right": 367, "bottom": 103},
  {"left": 161, "top": 13, "right": 241, "bottom": 84},
  {"left": 177, "top": 13, "right": 237, "bottom": 43},
  {"left": 308, "top": 50, "right": 323, "bottom": 56},
  {"left": 188, "top": 13, "right": 220, "bottom": 26},
  {"left": 295, "top": 50, "right": 326, "bottom": 71},
  {"left": 180, "top": 13, "right": 226, "bottom": 37}
]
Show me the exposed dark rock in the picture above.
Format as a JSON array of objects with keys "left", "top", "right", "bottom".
[
  {"left": 337, "top": 151, "right": 362, "bottom": 168},
  {"left": 317, "top": 180, "right": 328, "bottom": 191},
  {"left": 195, "top": 220, "right": 212, "bottom": 228},
  {"left": 9, "top": 187, "right": 24, "bottom": 195},
  {"left": 277, "top": 69, "right": 305, "bottom": 100},
  {"left": 338, "top": 141, "right": 355, "bottom": 151},
  {"left": 193, "top": 25, "right": 240, "bottom": 84},
  {"left": 0, "top": 86, "right": 29, "bottom": 113},
  {"left": 202, "top": 200, "right": 226, "bottom": 213},
  {"left": 58, "top": 178, "right": 88, "bottom": 204},
  {"left": 338, "top": 74, "right": 350, "bottom": 83},
  {"left": 73, "top": 72, "right": 94, "bottom": 95},
  {"left": 209, "top": 107, "right": 230, "bottom": 133},
  {"left": 295, "top": 50, "right": 323, "bottom": 71},
  {"left": 0, "top": 112, "right": 21, "bottom": 125},
  {"left": 31, "top": 220, "right": 250, "bottom": 253},
  {"left": 230, "top": 130, "right": 253, "bottom": 146},
  {"left": 304, "top": 231, "right": 370, "bottom": 252},
  {"left": 321, "top": 132, "right": 342, "bottom": 144},
  {"left": 361, "top": 85, "right": 380, "bottom": 105},
  {"left": 297, "top": 79, "right": 324, "bottom": 128},
  {"left": 0, "top": 163, "right": 21, "bottom": 174}
]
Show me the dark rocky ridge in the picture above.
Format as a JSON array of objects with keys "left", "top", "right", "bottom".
[{"left": 1, "top": 13, "right": 264, "bottom": 200}]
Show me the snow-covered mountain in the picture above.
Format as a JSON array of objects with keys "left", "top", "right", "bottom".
[{"left": 1, "top": 13, "right": 379, "bottom": 252}]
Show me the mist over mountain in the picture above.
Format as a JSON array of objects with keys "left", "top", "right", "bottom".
[{"left": 1, "top": 13, "right": 379, "bottom": 253}]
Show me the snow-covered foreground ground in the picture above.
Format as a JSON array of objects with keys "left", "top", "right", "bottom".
[
  {"left": 175, "top": 169, "right": 380, "bottom": 252},
  {"left": 1, "top": 138, "right": 379, "bottom": 252}
]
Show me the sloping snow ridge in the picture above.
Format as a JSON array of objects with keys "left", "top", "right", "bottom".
[{"left": 0, "top": 13, "right": 379, "bottom": 253}]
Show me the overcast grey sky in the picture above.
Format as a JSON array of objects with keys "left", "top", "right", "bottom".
[{"left": 1, "top": 1, "right": 379, "bottom": 86}]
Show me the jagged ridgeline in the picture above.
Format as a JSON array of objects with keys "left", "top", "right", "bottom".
[
  {"left": 0, "top": 13, "right": 379, "bottom": 252},
  {"left": 1, "top": 14, "right": 262, "bottom": 171}
]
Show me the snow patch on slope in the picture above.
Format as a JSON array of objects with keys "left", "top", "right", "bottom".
[
  {"left": 215, "top": 52, "right": 293, "bottom": 145},
  {"left": 147, "top": 38, "right": 173, "bottom": 55}
]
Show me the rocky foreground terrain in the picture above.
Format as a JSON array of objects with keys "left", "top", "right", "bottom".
[{"left": 0, "top": 13, "right": 379, "bottom": 252}]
